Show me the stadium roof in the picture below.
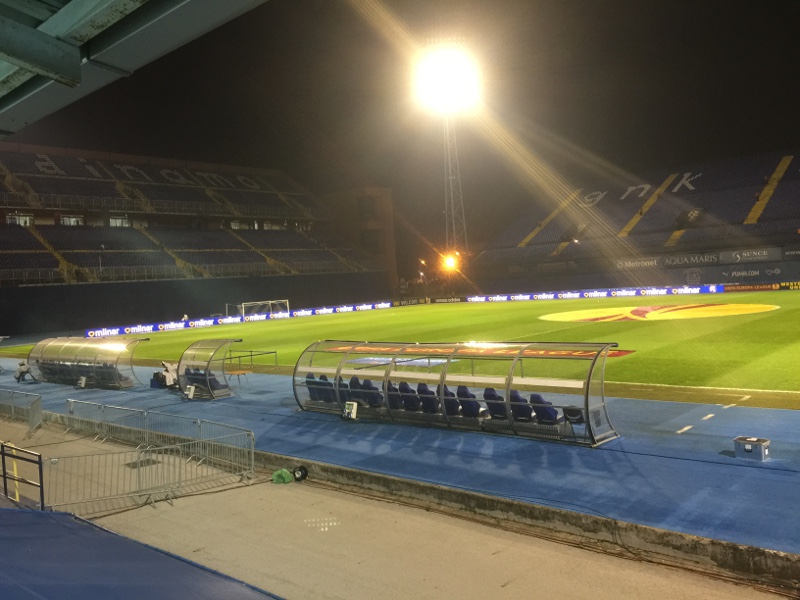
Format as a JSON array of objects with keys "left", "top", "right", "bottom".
[{"left": 0, "top": 0, "right": 267, "bottom": 139}]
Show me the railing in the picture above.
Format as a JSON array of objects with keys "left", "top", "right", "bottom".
[
  {"left": 226, "top": 349, "right": 279, "bottom": 368},
  {"left": 81, "top": 264, "right": 186, "bottom": 282},
  {"left": 64, "top": 400, "right": 254, "bottom": 476},
  {"left": 0, "top": 389, "right": 42, "bottom": 436},
  {"left": 44, "top": 437, "right": 253, "bottom": 514},
  {"left": 0, "top": 267, "right": 64, "bottom": 286},
  {"left": 0, "top": 442, "right": 45, "bottom": 509}
]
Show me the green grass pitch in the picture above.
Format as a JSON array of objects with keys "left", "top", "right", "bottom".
[{"left": 4, "top": 290, "right": 800, "bottom": 406}]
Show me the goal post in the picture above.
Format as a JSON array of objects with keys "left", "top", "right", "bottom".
[{"left": 226, "top": 299, "right": 290, "bottom": 318}]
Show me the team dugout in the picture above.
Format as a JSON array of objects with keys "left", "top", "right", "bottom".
[
  {"left": 293, "top": 340, "right": 620, "bottom": 446},
  {"left": 177, "top": 339, "right": 241, "bottom": 400},
  {"left": 27, "top": 337, "right": 146, "bottom": 389}
]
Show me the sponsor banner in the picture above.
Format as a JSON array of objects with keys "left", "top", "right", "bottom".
[
  {"left": 393, "top": 298, "right": 425, "bottom": 307},
  {"left": 723, "top": 283, "right": 782, "bottom": 293},
  {"left": 782, "top": 244, "right": 800, "bottom": 260},
  {"left": 780, "top": 281, "right": 800, "bottom": 290},
  {"left": 662, "top": 252, "right": 719, "bottom": 268},
  {"left": 720, "top": 247, "right": 781, "bottom": 264},
  {"left": 431, "top": 297, "right": 464, "bottom": 303},
  {"left": 328, "top": 343, "right": 633, "bottom": 359},
  {"left": 614, "top": 257, "right": 662, "bottom": 270}
]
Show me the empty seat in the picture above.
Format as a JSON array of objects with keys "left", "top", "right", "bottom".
[
  {"left": 418, "top": 382, "right": 440, "bottom": 414},
  {"left": 457, "top": 386, "right": 482, "bottom": 418},
  {"left": 510, "top": 389, "right": 533, "bottom": 421},
  {"left": 318, "top": 374, "right": 335, "bottom": 402},
  {"left": 335, "top": 377, "right": 351, "bottom": 403},
  {"left": 361, "top": 379, "right": 383, "bottom": 407},
  {"left": 484, "top": 387, "right": 507, "bottom": 419},
  {"left": 399, "top": 381, "right": 421, "bottom": 411},
  {"left": 438, "top": 384, "right": 460, "bottom": 416},
  {"left": 385, "top": 381, "right": 404, "bottom": 410},
  {"left": 349, "top": 375, "right": 366, "bottom": 406},
  {"left": 530, "top": 393, "right": 562, "bottom": 424},
  {"left": 305, "top": 373, "right": 320, "bottom": 401}
]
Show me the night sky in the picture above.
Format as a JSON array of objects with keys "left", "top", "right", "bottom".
[{"left": 10, "top": 0, "right": 800, "bottom": 273}]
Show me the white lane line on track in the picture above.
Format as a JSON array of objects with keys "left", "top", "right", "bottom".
[
  {"left": 722, "top": 404, "right": 737, "bottom": 409},
  {"left": 701, "top": 413, "right": 715, "bottom": 420},
  {"left": 676, "top": 425, "right": 693, "bottom": 434}
]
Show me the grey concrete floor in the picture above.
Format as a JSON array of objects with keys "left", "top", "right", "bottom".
[{"left": 0, "top": 421, "right": 783, "bottom": 600}]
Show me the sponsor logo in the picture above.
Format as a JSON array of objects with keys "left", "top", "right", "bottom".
[
  {"left": 467, "top": 296, "right": 487, "bottom": 302},
  {"left": 540, "top": 303, "right": 779, "bottom": 322},
  {"left": 86, "top": 327, "right": 120, "bottom": 338},
  {"left": 158, "top": 321, "right": 188, "bottom": 331},
  {"left": 510, "top": 294, "right": 531, "bottom": 301},
  {"left": 488, "top": 295, "right": 509, "bottom": 302},
  {"left": 336, "top": 306, "right": 354, "bottom": 313},
  {"left": 316, "top": 307, "right": 335, "bottom": 315},
  {"left": 268, "top": 312, "right": 291, "bottom": 319},
  {"left": 189, "top": 319, "right": 215, "bottom": 328},
  {"left": 293, "top": 309, "right": 314, "bottom": 317},
  {"left": 123, "top": 324, "right": 154, "bottom": 334},
  {"left": 244, "top": 314, "right": 268, "bottom": 322},
  {"left": 616, "top": 258, "right": 660, "bottom": 270},
  {"left": 583, "top": 290, "right": 608, "bottom": 298},
  {"left": 557, "top": 292, "right": 581, "bottom": 299},
  {"left": 215, "top": 316, "right": 241, "bottom": 325}
]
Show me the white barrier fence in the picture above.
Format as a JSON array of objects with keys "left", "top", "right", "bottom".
[{"left": 0, "top": 389, "right": 42, "bottom": 436}]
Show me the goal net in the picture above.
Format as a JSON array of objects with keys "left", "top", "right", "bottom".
[{"left": 226, "top": 299, "right": 290, "bottom": 318}]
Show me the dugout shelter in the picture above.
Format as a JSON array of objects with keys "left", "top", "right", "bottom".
[
  {"left": 27, "top": 337, "right": 146, "bottom": 389},
  {"left": 293, "top": 340, "right": 619, "bottom": 446},
  {"left": 177, "top": 339, "right": 241, "bottom": 400}
]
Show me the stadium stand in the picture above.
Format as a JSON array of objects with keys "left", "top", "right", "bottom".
[
  {"left": 0, "top": 143, "right": 390, "bottom": 298},
  {"left": 473, "top": 150, "right": 800, "bottom": 291}
]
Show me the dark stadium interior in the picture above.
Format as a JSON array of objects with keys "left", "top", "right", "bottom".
[{"left": 3, "top": 1, "right": 800, "bottom": 598}]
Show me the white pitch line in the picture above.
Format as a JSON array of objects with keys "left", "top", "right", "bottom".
[
  {"left": 676, "top": 425, "right": 693, "bottom": 434},
  {"left": 701, "top": 413, "right": 715, "bottom": 420},
  {"left": 507, "top": 323, "right": 585, "bottom": 341},
  {"left": 739, "top": 395, "right": 751, "bottom": 402}
]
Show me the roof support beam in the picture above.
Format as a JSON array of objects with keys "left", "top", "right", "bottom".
[{"left": 0, "top": 14, "right": 80, "bottom": 87}]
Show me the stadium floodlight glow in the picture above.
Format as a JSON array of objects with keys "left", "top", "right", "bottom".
[
  {"left": 414, "top": 45, "right": 481, "bottom": 116},
  {"left": 442, "top": 253, "right": 459, "bottom": 272}
]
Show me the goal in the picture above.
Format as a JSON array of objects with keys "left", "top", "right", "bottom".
[{"left": 225, "top": 299, "right": 290, "bottom": 318}]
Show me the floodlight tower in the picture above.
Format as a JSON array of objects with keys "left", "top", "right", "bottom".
[{"left": 415, "top": 43, "right": 481, "bottom": 259}]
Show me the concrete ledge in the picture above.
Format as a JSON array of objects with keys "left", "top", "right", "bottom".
[{"left": 252, "top": 449, "right": 800, "bottom": 594}]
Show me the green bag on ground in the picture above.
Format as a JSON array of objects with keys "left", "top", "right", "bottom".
[{"left": 271, "top": 468, "right": 294, "bottom": 484}]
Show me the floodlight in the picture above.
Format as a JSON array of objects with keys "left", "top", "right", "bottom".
[
  {"left": 442, "top": 254, "right": 459, "bottom": 271},
  {"left": 414, "top": 45, "right": 481, "bottom": 115}
]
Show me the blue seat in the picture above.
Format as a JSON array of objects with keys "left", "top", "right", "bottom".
[
  {"left": 361, "top": 379, "right": 383, "bottom": 407},
  {"left": 335, "top": 376, "right": 351, "bottom": 402},
  {"left": 349, "top": 375, "right": 366, "bottom": 405},
  {"left": 385, "top": 381, "right": 404, "bottom": 410},
  {"left": 510, "top": 389, "right": 533, "bottom": 420},
  {"left": 457, "top": 386, "right": 482, "bottom": 418},
  {"left": 438, "top": 384, "right": 460, "bottom": 416},
  {"left": 484, "top": 387, "right": 507, "bottom": 418},
  {"left": 399, "top": 381, "right": 421, "bottom": 411},
  {"left": 305, "top": 373, "right": 320, "bottom": 401},
  {"left": 530, "top": 393, "right": 562, "bottom": 423},
  {"left": 318, "top": 374, "right": 335, "bottom": 402},
  {"left": 418, "top": 382, "right": 440, "bottom": 414}
]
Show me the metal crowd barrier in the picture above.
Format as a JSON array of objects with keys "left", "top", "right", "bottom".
[
  {"left": 45, "top": 435, "right": 254, "bottom": 515},
  {"left": 0, "top": 389, "right": 43, "bottom": 436}
]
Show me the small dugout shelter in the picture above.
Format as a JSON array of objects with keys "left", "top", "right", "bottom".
[
  {"left": 27, "top": 337, "right": 146, "bottom": 389},
  {"left": 294, "top": 340, "right": 620, "bottom": 446},
  {"left": 177, "top": 339, "right": 241, "bottom": 400}
]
